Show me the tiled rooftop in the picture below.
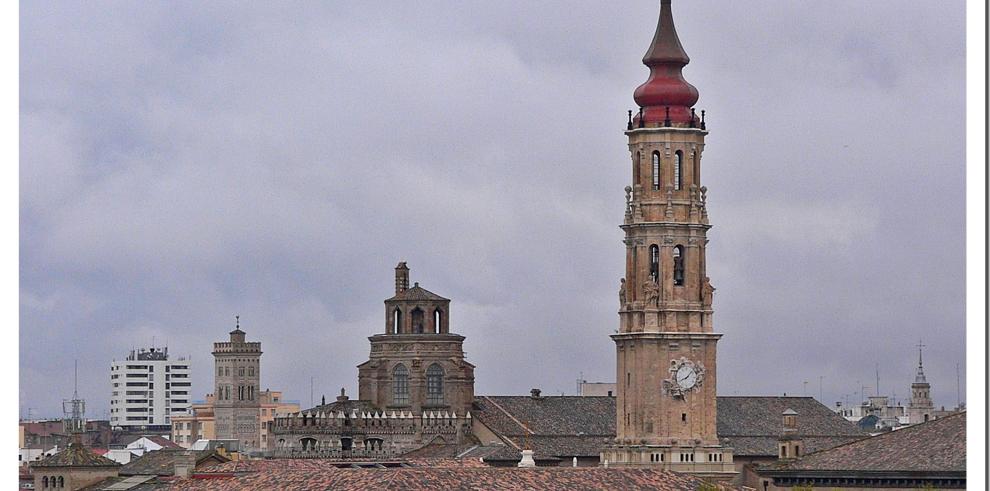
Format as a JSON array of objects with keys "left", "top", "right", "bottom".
[
  {"left": 168, "top": 464, "right": 735, "bottom": 490},
  {"left": 31, "top": 442, "right": 121, "bottom": 468},
  {"left": 387, "top": 285, "right": 449, "bottom": 302},
  {"left": 470, "top": 395, "right": 865, "bottom": 459},
  {"left": 120, "top": 449, "right": 229, "bottom": 476},
  {"left": 768, "top": 411, "right": 966, "bottom": 473},
  {"left": 716, "top": 396, "right": 866, "bottom": 456}
]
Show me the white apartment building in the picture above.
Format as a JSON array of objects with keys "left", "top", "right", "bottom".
[{"left": 110, "top": 347, "right": 192, "bottom": 431}]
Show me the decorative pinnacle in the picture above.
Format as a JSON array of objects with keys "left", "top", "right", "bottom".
[{"left": 915, "top": 340, "right": 928, "bottom": 384}]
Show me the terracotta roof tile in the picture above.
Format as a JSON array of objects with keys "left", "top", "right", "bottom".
[
  {"left": 471, "top": 395, "right": 864, "bottom": 459},
  {"left": 168, "top": 465, "right": 736, "bottom": 490},
  {"left": 31, "top": 443, "right": 121, "bottom": 468}
]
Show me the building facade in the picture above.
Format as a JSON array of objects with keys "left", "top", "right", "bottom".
[
  {"left": 171, "top": 390, "right": 298, "bottom": 449},
  {"left": 109, "top": 347, "right": 192, "bottom": 431},
  {"left": 268, "top": 263, "right": 475, "bottom": 458},
  {"left": 212, "top": 322, "right": 263, "bottom": 451},
  {"left": 601, "top": 0, "right": 734, "bottom": 477}
]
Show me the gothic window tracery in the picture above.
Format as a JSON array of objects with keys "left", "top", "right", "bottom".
[
  {"left": 426, "top": 364, "right": 444, "bottom": 405},
  {"left": 393, "top": 364, "right": 410, "bottom": 406}
]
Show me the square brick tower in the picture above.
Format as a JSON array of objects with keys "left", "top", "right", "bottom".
[
  {"left": 601, "top": 0, "right": 735, "bottom": 478},
  {"left": 213, "top": 319, "right": 263, "bottom": 451}
]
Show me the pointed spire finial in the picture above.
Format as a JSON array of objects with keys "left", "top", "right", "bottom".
[
  {"left": 915, "top": 340, "right": 928, "bottom": 384},
  {"left": 632, "top": 0, "right": 700, "bottom": 126}
]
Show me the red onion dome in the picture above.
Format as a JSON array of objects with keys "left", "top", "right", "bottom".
[{"left": 632, "top": 0, "right": 699, "bottom": 126}]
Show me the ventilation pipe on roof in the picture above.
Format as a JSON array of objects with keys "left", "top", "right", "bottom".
[{"left": 517, "top": 449, "right": 536, "bottom": 468}]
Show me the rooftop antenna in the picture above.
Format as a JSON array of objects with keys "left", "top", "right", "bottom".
[
  {"left": 63, "top": 360, "right": 85, "bottom": 435},
  {"left": 875, "top": 363, "right": 880, "bottom": 396},
  {"left": 956, "top": 363, "right": 961, "bottom": 408}
]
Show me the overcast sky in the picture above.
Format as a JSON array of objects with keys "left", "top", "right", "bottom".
[{"left": 20, "top": 1, "right": 966, "bottom": 419}]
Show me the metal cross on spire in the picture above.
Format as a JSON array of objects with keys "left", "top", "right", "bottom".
[{"left": 916, "top": 340, "right": 926, "bottom": 367}]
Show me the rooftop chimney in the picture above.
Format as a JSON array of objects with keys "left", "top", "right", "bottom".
[
  {"left": 395, "top": 262, "right": 410, "bottom": 294},
  {"left": 530, "top": 388, "right": 542, "bottom": 399},
  {"left": 173, "top": 451, "right": 197, "bottom": 478},
  {"left": 778, "top": 409, "right": 802, "bottom": 460}
]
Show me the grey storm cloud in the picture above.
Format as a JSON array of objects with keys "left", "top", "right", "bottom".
[{"left": 20, "top": 1, "right": 966, "bottom": 418}]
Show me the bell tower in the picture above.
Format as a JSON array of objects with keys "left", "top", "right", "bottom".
[{"left": 602, "top": 0, "right": 734, "bottom": 477}]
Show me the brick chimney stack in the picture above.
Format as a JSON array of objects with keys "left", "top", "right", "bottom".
[{"left": 395, "top": 262, "right": 410, "bottom": 294}]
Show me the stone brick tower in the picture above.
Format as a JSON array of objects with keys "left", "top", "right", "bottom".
[
  {"left": 908, "top": 342, "right": 934, "bottom": 425},
  {"left": 213, "top": 318, "right": 263, "bottom": 450},
  {"left": 601, "top": 1, "right": 734, "bottom": 477},
  {"left": 358, "top": 263, "right": 475, "bottom": 420}
]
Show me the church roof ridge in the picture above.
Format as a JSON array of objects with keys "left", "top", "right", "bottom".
[{"left": 387, "top": 284, "right": 449, "bottom": 302}]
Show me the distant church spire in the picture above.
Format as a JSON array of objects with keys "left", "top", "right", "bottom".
[
  {"left": 633, "top": 0, "right": 700, "bottom": 126},
  {"left": 915, "top": 340, "right": 927, "bottom": 383}
]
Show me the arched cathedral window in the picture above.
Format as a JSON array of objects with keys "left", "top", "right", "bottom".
[
  {"left": 652, "top": 152, "right": 661, "bottom": 191},
  {"left": 650, "top": 245, "right": 660, "bottom": 282},
  {"left": 392, "top": 364, "right": 409, "bottom": 406},
  {"left": 393, "top": 308, "right": 402, "bottom": 334},
  {"left": 674, "top": 151, "right": 683, "bottom": 190},
  {"left": 434, "top": 309, "right": 443, "bottom": 333},
  {"left": 426, "top": 364, "right": 444, "bottom": 406},
  {"left": 673, "top": 246, "right": 685, "bottom": 286}
]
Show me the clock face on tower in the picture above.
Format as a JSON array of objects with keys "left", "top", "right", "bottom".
[
  {"left": 663, "top": 357, "right": 706, "bottom": 398},
  {"left": 676, "top": 364, "right": 699, "bottom": 389}
]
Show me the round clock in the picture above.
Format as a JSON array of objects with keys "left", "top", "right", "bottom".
[{"left": 675, "top": 364, "right": 699, "bottom": 390}]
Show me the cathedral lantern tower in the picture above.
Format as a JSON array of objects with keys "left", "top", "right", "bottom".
[
  {"left": 602, "top": 0, "right": 734, "bottom": 477},
  {"left": 358, "top": 263, "right": 475, "bottom": 420}
]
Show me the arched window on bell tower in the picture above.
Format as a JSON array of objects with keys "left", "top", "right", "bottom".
[
  {"left": 411, "top": 308, "right": 424, "bottom": 333},
  {"left": 634, "top": 151, "right": 641, "bottom": 186},
  {"left": 652, "top": 152, "right": 661, "bottom": 190},
  {"left": 393, "top": 308, "right": 403, "bottom": 334},
  {"left": 434, "top": 309, "right": 443, "bottom": 334},
  {"left": 673, "top": 246, "right": 685, "bottom": 286},
  {"left": 650, "top": 245, "right": 660, "bottom": 282},
  {"left": 674, "top": 151, "right": 683, "bottom": 190}
]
